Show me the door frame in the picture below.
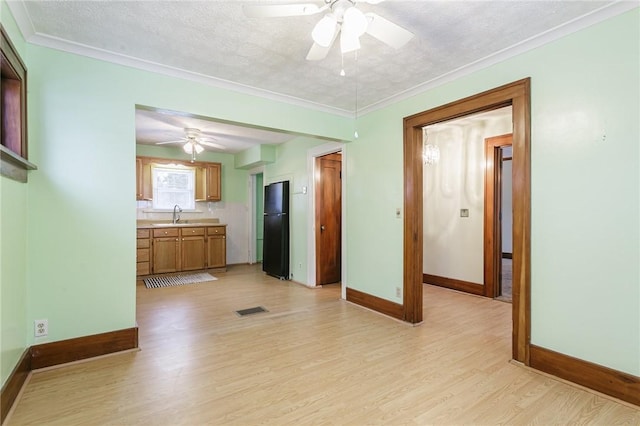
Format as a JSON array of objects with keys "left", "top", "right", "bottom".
[
  {"left": 484, "top": 134, "right": 512, "bottom": 299},
  {"left": 307, "top": 142, "right": 346, "bottom": 299},
  {"left": 403, "top": 78, "right": 531, "bottom": 363}
]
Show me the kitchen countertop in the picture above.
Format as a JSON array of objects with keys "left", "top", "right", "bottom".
[{"left": 136, "top": 220, "right": 226, "bottom": 229}]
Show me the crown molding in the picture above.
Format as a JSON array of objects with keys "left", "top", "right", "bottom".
[
  {"left": 359, "top": 1, "right": 639, "bottom": 115},
  {"left": 5, "top": 1, "right": 352, "bottom": 118},
  {"left": 6, "top": 0, "right": 638, "bottom": 118}
]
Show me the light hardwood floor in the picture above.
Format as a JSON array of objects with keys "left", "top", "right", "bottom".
[{"left": 7, "top": 264, "right": 639, "bottom": 425}]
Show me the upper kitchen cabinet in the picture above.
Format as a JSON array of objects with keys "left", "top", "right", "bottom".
[
  {"left": 206, "top": 163, "right": 221, "bottom": 201},
  {"left": 135, "top": 156, "right": 221, "bottom": 203},
  {"left": 136, "top": 157, "right": 152, "bottom": 200}
]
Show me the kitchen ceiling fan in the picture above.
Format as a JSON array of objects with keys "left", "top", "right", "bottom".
[
  {"left": 155, "top": 128, "right": 225, "bottom": 162},
  {"left": 243, "top": 0, "right": 414, "bottom": 61}
]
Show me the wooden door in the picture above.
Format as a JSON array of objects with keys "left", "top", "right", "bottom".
[
  {"left": 153, "top": 237, "right": 179, "bottom": 273},
  {"left": 315, "top": 152, "right": 342, "bottom": 285},
  {"left": 484, "top": 134, "right": 512, "bottom": 298}
]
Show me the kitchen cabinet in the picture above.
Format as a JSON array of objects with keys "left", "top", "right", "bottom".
[
  {"left": 152, "top": 228, "right": 180, "bottom": 274},
  {"left": 206, "top": 163, "right": 221, "bottom": 201},
  {"left": 207, "top": 226, "right": 226, "bottom": 269},
  {"left": 135, "top": 156, "right": 220, "bottom": 202},
  {"left": 181, "top": 227, "right": 206, "bottom": 271},
  {"left": 139, "top": 225, "right": 227, "bottom": 276},
  {"left": 136, "top": 157, "right": 152, "bottom": 201},
  {"left": 136, "top": 229, "right": 151, "bottom": 276}
]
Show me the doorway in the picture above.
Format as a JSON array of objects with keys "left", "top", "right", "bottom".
[
  {"left": 484, "top": 134, "right": 513, "bottom": 302},
  {"left": 403, "top": 79, "right": 531, "bottom": 363},
  {"left": 315, "top": 152, "right": 342, "bottom": 285}
]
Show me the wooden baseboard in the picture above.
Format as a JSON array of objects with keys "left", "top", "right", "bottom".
[
  {"left": 346, "top": 288, "right": 403, "bottom": 321},
  {"left": 502, "top": 252, "right": 513, "bottom": 259},
  {"left": 530, "top": 344, "right": 640, "bottom": 406},
  {"left": 0, "top": 348, "right": 31, "bottom": 425},
  {"left": 423, "top": 274, "right": 484, "bottom": 296},
  {"left": 31, "top": 327, "right": 138, "bottom": 370}
]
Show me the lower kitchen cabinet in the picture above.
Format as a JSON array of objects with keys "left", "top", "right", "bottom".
[
  {"left": 137, "top": 225, "right": 227, "bottom": 276},
  {"left": 152, "top": 228, "right": 180, "bottom": 274},
  {"left": 136, "top": 229, "right": 151, "bottom": 276},
  {"left": 181, "top": 227, "right": 206, "bottom": 271},
  {"left": 207, "top": 226, "right": 226, "bottom": 269}
]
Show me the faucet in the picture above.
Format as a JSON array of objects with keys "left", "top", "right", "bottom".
[{"left": 172, "top": 204, "right": 182, "bottom": 224}]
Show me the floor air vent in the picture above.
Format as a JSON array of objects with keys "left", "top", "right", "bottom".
[{"left": 235, "top": 306, "right": 268, "bottom": 316}]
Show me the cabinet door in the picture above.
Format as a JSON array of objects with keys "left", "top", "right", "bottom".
[
  {"left": 136, "top": 158, "right": 143, "bottom": 199},
  {"left": 207, "top": 235, "right": 226, "bottom": 268},
  {"left": 153, "top": 237, "right": 179, "bottom": 273},
  {"left": 195, "top": 165, "right": 207, "bottom": 201},
  {"left": 182, "top": 236, "right": 206, "bottom": 271},
  {"left": 206, "top": 163, "right": 221, "bottom": 201},
  {"left": 136, "top": 157, "right": 153, "bottom": 201}
]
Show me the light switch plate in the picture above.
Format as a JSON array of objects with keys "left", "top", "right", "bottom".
[{"left": 460, "top": 209, "right": 469, "bottom": 218}]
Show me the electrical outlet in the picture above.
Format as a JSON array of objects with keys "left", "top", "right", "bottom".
[
  {"left": 396, "top": 287, "right": 401, "bottom": 297},
  {"left": 34, "top": 319, "right": 48, "bottom": 337}
]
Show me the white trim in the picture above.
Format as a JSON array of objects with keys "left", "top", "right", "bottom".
[
  {"left": 306, "top": 142, "right": 346, "bottom": 300},
  {"left": 360, "top": 1, "right": 640, "bottom": 115},
  {"left": 5, "top": 0, "right": 36, "bottom": 39},
  {"left": 7, "top": 0, "right": 636, "bottom": 117},
  {"left": 4, "top": 1, "right": 352, "bottom": 119}
]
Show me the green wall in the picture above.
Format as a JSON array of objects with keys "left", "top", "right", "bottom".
[
  {"left": 1, "top": 1, "right": 637, "bottom": 391},
  {"left": 0, "top": 0, "right": 30, "bottom": 387},
  {"left": 346, "top": 9, "right": 639, "bottom": 375},
  {"left": 20, "top": 38, "right": 351, "bottom": 348}
]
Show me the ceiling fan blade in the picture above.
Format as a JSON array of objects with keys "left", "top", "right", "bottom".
[
  {"left": 199, "top": 141, "right": 226, "bottom": 150},
  {"left": 306, "top": 25, "right": 339, "bottom": 61},
  {"left": 243, "top": 3, "right": 324, "bottom": 18},
  {"left": 364, "top": 12, "right": 414, "bottom": 49},
  {"left": 306, "top": 42, "right": 331, "bottom": 61},
  {"left": 155, "top": 140, "right": 184, "bottom": 145}
]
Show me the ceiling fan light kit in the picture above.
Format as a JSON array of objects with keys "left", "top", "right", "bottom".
[
  {"left": 244, "top": 0, "right": 414, "bottom": 61},
  {"left": 155, "top": 127, "right": 225, "bottom": 162}
]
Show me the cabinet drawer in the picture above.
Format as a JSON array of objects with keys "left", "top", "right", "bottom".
[
  {"left": 137, "top": 248, "right": 150, "bottom": 262},
  {"left": 137, "top": 238, "right": 150, "bottom": 249},
  {"left": 207, "top": 226, "right": 226, "bottom": 236},
  {"left": 137, "top": 229, "right": 150, "bottom": 238},
  {"left": 181, "top": 227, "right": 205, "bottom": 236},
  {"left": 153, "top": 228, "right": 179, "bottom": 238},
  {"left": 137, "top": 262, "right": 150, "bottom": 276}
]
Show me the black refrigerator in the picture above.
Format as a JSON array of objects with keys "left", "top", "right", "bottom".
[{"left": 262, "top": 181, "right": 289, "bottom": 279}]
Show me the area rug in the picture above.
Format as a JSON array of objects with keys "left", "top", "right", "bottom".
[{"left": 144, "top": 272, "right": 217, "bottom": 289}]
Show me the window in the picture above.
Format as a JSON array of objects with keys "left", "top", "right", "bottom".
[{"left": 151, "top": 165, "right": 196, "bottom": 210}]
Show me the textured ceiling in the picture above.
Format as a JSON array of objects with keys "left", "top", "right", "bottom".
[
  {"left": 10, "top": 0, "right": 621, "bottom": 113},
  {"left": 7, "top": 0, "right": 630, "bottom": 152}
]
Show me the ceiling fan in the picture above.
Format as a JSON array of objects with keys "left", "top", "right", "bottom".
[
  {"left": 243, "top": 0, "right": 414, "bottom": 61},
  {"left": 155, "top": 128, "right": 225, "bottom": 162}
]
